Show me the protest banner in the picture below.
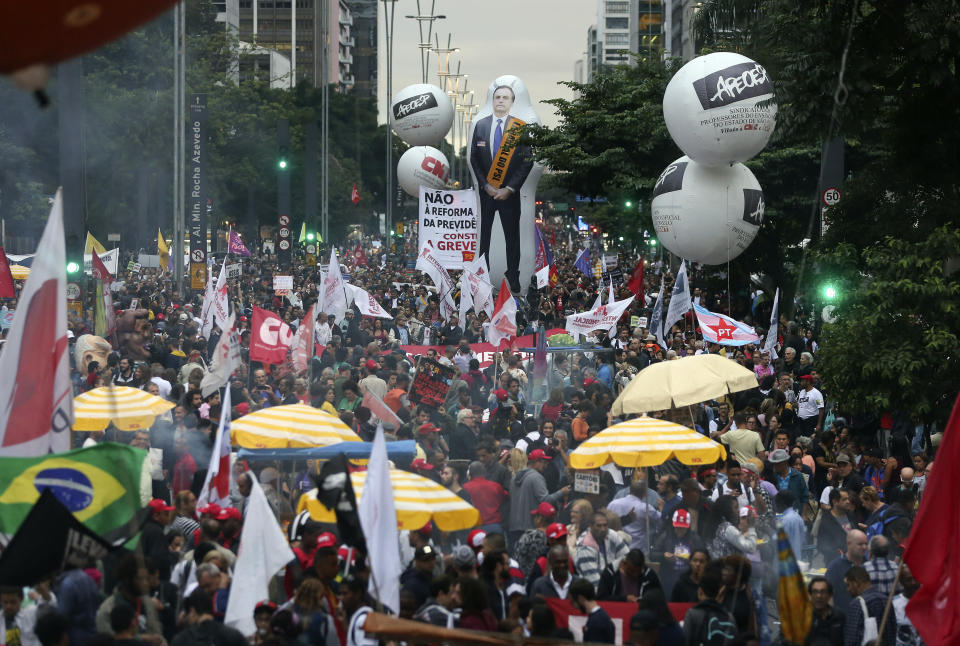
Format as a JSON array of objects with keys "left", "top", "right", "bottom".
[
  {"left": 545, "top": 599, "right": 692, "bottom": 645},
  {"left": 418, "top": 187, "right": 477, "bottom": 269},
  {"left": 408, "top": 357, "right": 455, "bottom": 408},
  {"left": 565, "top": 296, "right": 636, "bottom": 338}
]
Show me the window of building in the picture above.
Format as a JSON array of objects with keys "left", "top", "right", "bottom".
[
  {"left": 605, "top": 17, "right": 629, "bottom": 29},
  {"left": 605, "top": 32, "right": 629, "bottom": 45},
  {"left": 605, "top": 1, "right": 629, "bottom": 14}
]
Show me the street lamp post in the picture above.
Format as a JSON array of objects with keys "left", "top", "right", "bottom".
[{"left": 405, "top": 1, "right": 446, "bottom": 83}]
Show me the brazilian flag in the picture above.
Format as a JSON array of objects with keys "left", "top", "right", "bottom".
[{"left": 0, "top": 443, "right": 147, "bottom": 537}]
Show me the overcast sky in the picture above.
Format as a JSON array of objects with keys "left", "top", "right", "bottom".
[{"left": 376, "top": 0, "right": 597, "bottom": 129}]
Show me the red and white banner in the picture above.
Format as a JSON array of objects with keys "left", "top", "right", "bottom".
[
  {"left": 487, "top": 279, "right": 517, "bottom": 349},
  {"left": 213, "top": 256, "right": 231, "bottom": 332},
  {"left": 565, "top": 295, "right": 636, "bottom": 338},
  {"left": 362, "top": 389, "right": 403, "bottom": 428},
  {"left": 416, "top": 242, "right": 457, "bottom": 321},
  {"left": 463, "top": 255, "right": 493, "bottom": 318},
  {"left": 693, "top": 303, "right": 762, "bottom": 346},
  {"left": 0, "top": 189, "right": 73, "bottom": 456},
  {"left": 201, "top": 313, "right": 241, "bottom": 397},
  {"left": 319, "top": 248, "right": 348, "bottom": 322},
  {"left": 198, "top": 387, "right": 233, "bottom": 509},
  {"left": 418, "top": 187, "right": 478, "bottom": 269},
  {"left": 290, "top": 306, "right": 315, "bottom": 373},
  {"left": 545, "top": 598, "right": 692, "bottom": 645},
  {"left": 347, "top": 284, "right": 393, "bottom": 319},
  {"left": 250, "top": 306, "right": 295, "bottom": 365}
]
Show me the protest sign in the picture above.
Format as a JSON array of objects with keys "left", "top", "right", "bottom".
[
  {"left": 225, "top": 263, "right": 242, "bottom": 279},
  {"left": 574, "top": 471, "right": 600, "bottom": 494},
  {"left": 273, "top": 275, "right": 293, "bottom": 291},
  {"left": 408, "top": 357, "right": 455, "bottom": 408},
  {"left": 418, "top": 187, "right": 477, "bottom": 269}
]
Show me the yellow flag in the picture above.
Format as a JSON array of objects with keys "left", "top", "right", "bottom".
[
  {"left": 298, "top": 222, "right": 306, "bottom": 243},
  {"left": 157, "top": 228, "right": 170, "bottom": 268},
  {"left": 84, "top": 232, "right": 107, "bottom": 255}
]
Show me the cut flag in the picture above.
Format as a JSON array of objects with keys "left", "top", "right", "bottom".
[
  {"left": 250, "top": 306, "right": 295, "bottom": 364},
  {"left": 347, "top": 284, "right": 392, "bottom": 319},
  {"left": 763, "top": 288, "right": 780, "bottom": 359},
  {"left": 903, "top": 391, "right": 960, "bottom": 646},
  {"left": 157, "top": 229, "right": 169, "bottom": 269},
  {"left": 358, "top": 427, "right": 402, "bottom": 614},
  {"left": 486, "top": 279, "right": 517, "bottom": 349},
  {"left": 351, "top": 182, "right": 361, "bottom": 205},
  {"left": 224, "top": 472, "right": 294, "bottom": 637},
  {"left": 649, "top": 282, "right": 666, "bottom": 349},
  {"left": 663, "top": 260, "right": 691, "bottom": 337},
  {"left": 319, "top": 248, "right": 348, "bottom": 323},
  {"left": 0, "top": 189, "right": 73, "bottom": 457},
  {"left": 228, "top": 228, "right": 251, "bottom": 257},
  {"left": 83, "top": 232, "right": 106, "bottom": 256},
  {"left": 693, "top": 303, "right": 761, "bottom": 346},
  {"left": 565, "top": 294, "right": 635, "bottom": 339},
  {"left": 200, "top": 313, "right": 240, "bottom": 398},
  {"left": 361, "top": 389, "right": 403, "bottom": 429},
  {"left": 198, "top": 388, "right": 233, "bottom": 508},
  {"left": 534, "top": 226, "right": 558, "bottom": 289},
  {"left": 0, "top": 248, "right": 14, "bottom": 298}
]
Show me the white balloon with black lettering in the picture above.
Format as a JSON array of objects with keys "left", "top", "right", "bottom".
[
  {"left": 651, "top": 156, "right": 764, "bottom": 265},
  {"left": 391, "top": 84, "right": 455, "bottom": 146},
  {"left": 663, "top": 52, "right": 777, "bottom": 166},
  {"left": 397, "top": 146, "right": 450, "bottom": 197}
]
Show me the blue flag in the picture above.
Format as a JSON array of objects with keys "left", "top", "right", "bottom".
[{"left": 574, "top": 248, "right": 591, "bottom": 276}]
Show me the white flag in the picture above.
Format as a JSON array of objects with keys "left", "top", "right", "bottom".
[
  {"left": 358, "top": 427, "right": 402, "bottom": 614},
  {"left": 200, "top": 313, "right": 240, "bottom": 398},
  {"left": 416, "top": 243, "right": 457, "bottom": 321},
  {"left": 565, "top": 295, "right": 636, "bottom": 339},
  {"left": 224, "top": 472, "right": 294, "bottom": 637},
  {"left": 197, "top": 388, "right": 232, "bottom": 509},
  {"left": 535, "top": 265, "right": 551, "bottom": 289},
  {"left": 0, "top": 189, "right": 73, "bottom": 456},
  {"left": 763, "top": 288, "right": 780, "bottom": 360},
  {"left": 663, "top": 260, "right": 691, "bottom": 337},
  {"left": 290, "top": 306, "right": 315, "bottom": 373},
  {"left": 347, "top": 284, "right": 393, "bottom": 319},
  {"left": 457, "top": 275, "right": 473, "bottom": 331},
  {"left": 199, "top": 271, "right": 216, "bottom": 338},
  {"left": 607, "top": 277, "right": 617, "bottom": 335},
  {"left": 320, "top": 248, "right": 348, "bottom": 322},
  {"left": 464, "top": 255, "right": 494, "bottom": 318},
  {"left": 486, "top": 279, "right": 517, "bottom": 349},
  {"left": 213, "top": 256, "right": 231, "bottom": 331},
  {"left": 649, "top": 282, "right": 667, "bottom": 350}
]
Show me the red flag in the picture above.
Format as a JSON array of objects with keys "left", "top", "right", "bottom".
[
  {"left": 0, "top": 247, "right": 15, "bottom": 298},
  {"left": 351, "top": 183, "right": 360, "bottom": 205},
  {"left": 90, "top": 248, "right": 114, "bottom": 283},
  {"left": 198, "top": 388, "right": 233, "bottom": 508},
  {"left": 353, "top": 243, "right": 368, "bottom": 267},
  {"left": 904, "top": 390, "right": 960, "bottom": 645},
  {"left": 487, "top": 279, "right": 517, "bottom": 349},
  {"left": 249, "top": 306, "right": 295, "bottom": 364},
  {"left": 626, "top": 260, "right": 645, "bottom": 303}
]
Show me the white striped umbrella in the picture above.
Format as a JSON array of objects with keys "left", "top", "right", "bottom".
[
  {"left": 297, "top": 468, "right": 480, "bottom": 531},
  {"left": 72, "top": 386, "right": 175, "bottom": 431},
  {"left": 570, "top": 416, "right": 727, "bottom": 469},
  {"left": 230, "top": 403, "right": 360, "bottom": 449}
]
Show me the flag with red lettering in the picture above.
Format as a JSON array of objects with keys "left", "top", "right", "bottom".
[
  {"left": 353, "top": 243, "right": 368, "bottom": 267},
  {"left": 904, "top": 391, "right": 960, "bottom": 646},
  {"left": 351, "top": 183, "right": 360, "bottom": 205},
  {"left": 347, "top": 285, "right": 392, "bottom": 319},
  {"left": 250, "top": 306, "right": 295, "bottom": 364},
  {"left": 486, "top": 279, "right": 517, "bottom": 349},
  {"left": 361, "top": 389, "right": 403, "bottom": 429},
  {"left": 693, "top": 303, "right": 761, "bottom": 346},
  {"left": 290, "top": 306, "right": 315, "bottom": 373},
  {"left": 0, "top": 189, "right": 73, "bottom": 456},
  {"left": 0, "top": 248, "right": 14, "bottom": 298},
  {"left": 198, "top": 387, "right": 233, "bottom": 509},
  {"left": 626, "top": 260, "right": 645, "bottom": 303}
]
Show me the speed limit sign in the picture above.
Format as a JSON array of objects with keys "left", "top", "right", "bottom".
[
  {"left": 822, "top": 187, "right": 841, "bottom": 206},
  {"left": 279, "top": 227, "right": 290, "bottom": 238},
  {"left": 279, "top": 239, "right": 291, "bottom": 251}
]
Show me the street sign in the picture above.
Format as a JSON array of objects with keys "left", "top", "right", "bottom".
[
  {"left": 278, "top": 214, "right": 290, "bottom": 226},
  {"left": 66, "top": 283, "right": 81, "bottom": 300},
  {"left": 191, "top": 248, "right": 204, "bottom": 262},
  {"left": 278, "top": 239, "right": 291, "bottom": 251},
  {"left": 107, "top": 233, "right": 120, "bottom": 242},
  {"left": 822, "top": 187, "right": 841, "bottom": 206},
  {"left": 190, "top": 263, "right": 207, "bottom": 290}
]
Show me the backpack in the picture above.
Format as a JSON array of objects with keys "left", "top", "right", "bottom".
[
  {"left": 469, "top": 372, "right": 490, "bottom": 406},
  {"left": 687, "top": 602, "right": 738, "bottom": 646},
  {"left": 865, "top": 507, "right": 900, "bottom": 540}
]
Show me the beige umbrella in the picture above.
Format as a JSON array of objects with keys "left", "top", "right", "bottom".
[
  {"left": 611, "top": 353, "right": 758, "bottom": 415},
  {"left": 570, "top": 416, "right": 727, "bottom": 469}
]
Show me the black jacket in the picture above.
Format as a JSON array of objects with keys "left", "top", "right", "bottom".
[
  {"left": 805, "top": 607, "right": 845, "bottom": 646},
  {"left": 583, "top": 607, "right": 616, "bottom": 644},
  {"left": 597, "top": 566, "right": 661, "bottom": 602},
  {"left": 682, "top": 599, "right": 738, "bottom": 646},
  {"left": 170, "top": 620, "right": 246, "bottom": 646},
  {"left": 817, "top": 511, "right": 854, "bottom": 562}
]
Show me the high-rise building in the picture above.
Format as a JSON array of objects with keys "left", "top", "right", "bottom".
[
  {"left": 345, "top": 0, "right": 377, "bottom": 99},
  {"left": 578, "top": 0, "right": 668, "bottom": 83},
  {"left": 663, "top": 0, "right": 698, "bottom": 62}
]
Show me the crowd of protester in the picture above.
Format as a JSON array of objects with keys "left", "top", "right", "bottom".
[{"left": 0, "top": 224, "right": 935, "bottom": 646}]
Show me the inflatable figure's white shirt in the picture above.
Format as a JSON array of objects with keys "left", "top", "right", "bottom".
[{"left": 467, "top": 75, "right": 544, "bottom": 295}]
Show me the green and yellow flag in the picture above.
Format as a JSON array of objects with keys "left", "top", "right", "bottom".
[
  {"left": 298, "top": 222, "right": 306, "bottom": 243},
  {"left": 84, "top": 232, "right": 107, "bottom": 256},
  {"left": 777, "top": 523, "right": 812, "bottom": 643},
  {"left": 0, "top": 443, "right": 148, "bottom": 537}
]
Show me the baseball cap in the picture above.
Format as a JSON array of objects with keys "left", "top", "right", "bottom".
[
  {"left": 493, "top": 388, "right": 508, "bottom": 401},
  {"left": 864, "top": 447, "right": 882, "bottom": 459},
  {"left": 528, "top": 449, "right": 549, "bottom": 461},
  {"left": 836, "top": 453, "right": 852, "bottom": 464},
  {"left": 410, "top": 458, "right": 434, "bottom": 471},
  {"left": 530, "top": 501, "right": 557, "bottom": 519},
  {"left": 414, "top": 545, "right": 437, "bottom": 561},
  {"left": 148, "top": 499, "right": 174, "bottom": 513},
  {"left": 315, "top": 532, "right": 338, "bottom": 551},
  {"left": 254, "top": 601, "right": 278, "bottom": 615},
  {"left": 467, "top": 529, "right": 487, "bottom": 550},
  {"left": 452, "top": 544, "right": 477, "bottom": 568},
  {"left": 799, "top": 374, "right": 815, "bottom": 381},
  {"left": 545, "top": 522, "right": 568, "bottom": 540},
  {"left": 337, "top": 545, "right": 358, "bottom": 564},
  {"left": 417, "top": 423, "right": 440, "bottom": 435},
  {"left": 506, "top": 582, "right": 526, "bottom": 598},
  {"left": 630, "top": 610, "right": 659, "bottom": 632},
  {"left": 198, "top": 503, "right": 221, "bottom": 517},
  {"left": 672, "top": 508, "right": 691, "bottom": 528},
  {"left": 216, "top": 507, "right": 243, "bottom": 521},
  {"left": 768, "top": 448, "right": 790, "bottom": 464},
  {"left": 415, "top": 523, "right": 433, "bottom": 537},
  {"left": 365, "top": 359, "right": 378, "bottom": 370}
]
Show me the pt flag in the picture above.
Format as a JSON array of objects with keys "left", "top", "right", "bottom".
[
  {"left": 693, "top": 303, "right": 762, "bottom": 346},
  {"left": 198, "top": 388, "right": 233, "bottom": 509},
  {"left": 486, "top": 279, "right": 517, "bottom": 349},
  {"left": 351, "top": 182, "right": 361, "bottom": 205},
  {"left": 0, "top": 189, "right": 73, "bottom": 456},
  {"left": 0, "top": 443, "right": 147, "bottom": 537},
  {"left": 903, "top": 391, "right": 960, "bottom": 646},
  {"left": 250, "top": 306, "right": 295, "bottom": 364}
]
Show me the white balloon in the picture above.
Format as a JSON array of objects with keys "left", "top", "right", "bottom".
[
  {"left": 663, "top": 52, "right": 777, "bottom": 165},
  {"left": 651, "top": 156, "right": 764, "bottom": 265},
  {"left": 397, "top": 146, "right": 449, "bottom": 197},
  {"left": 391, "top": 84, "right": 454, "bottom": 146}
]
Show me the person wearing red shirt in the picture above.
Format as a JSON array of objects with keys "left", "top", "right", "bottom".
[
  {"left": 172, "top": 432, "right": 197, "bottom": 495},
  {"left": 462, "top": 461, "right": 508, "bottom": 534}
]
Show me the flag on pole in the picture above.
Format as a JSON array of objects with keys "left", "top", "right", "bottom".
[
  {"left": 534, "top": 226, "right": 559, "bottom": 289},
  {"left": 198, "top": 388, "right": 233, "bottom": 508},
  {"left": 693, "top": 303, "right": 762, "bottom": 346},
  {"left": 663, "top": 261, "right": 691, "bottom": 337},
  {"left": 91, "top": 250, "right": 117, "bottom": 339},
  {"left": 213, "top": 256, "right": 231, "bottom": 331},
  {"left": 0, "top": 189, "right": 73, "bottom": 456},
  {"left": 574, "top": 248, "right": 592, "bottom": 277},
  {"left": 565, "top": 295, "right": 636, "bottom": 339},
  {"left": 315, "top": 453, "right": 366, "bottom": 549},
  {"left": 649, "top": 282, "right": 666, "bottom": 349},
  {"left": 347, "top": 285, "right": 392, "bottom": 319},
  {"left": 0, "top": 248, "right": 14, "bottom": 298},
  {"left": 201, "top": 313, "right": 240, "bottom": 397},
  {"left": 200, "top": 270, "right": 216, "bottom": 338},
  {"left": 224, "top": 472, "right": 294, "bottom": 637},
  {"left": 358, "top": 427, "right": 402, "bottom": 614},
  {"left": 904, "top": 391, "right": 960, "bottom": 646},
  {"left": 463, "top": 255, "right": 494, "bottom": 318},
  {"left": 626, "top": 260, "right": 644, "bottom": 305},
  {"left": 353, "top": 243, "right": 368, "bottom": 267},
  {"left": 776, "top": 522, "right": 812, "bottom": 643},
  {"left": 487, "top": 279, "right": 517, "bottom": 349},
  {"left": 320, "top": 248, "right": 348, "bottom": 322},
  {"left": 362, "top": 389, "right": 403, "bottom": 429},
  {"left": 415, "top": 243, "right": 457, "bottom": 322},
  {"left": 83, "top": 232, "right": 106, "bottom": 256},
  {"left": 157, "top": 229, "right": 169, "bottom": 270},
  {"left": 228, "top": 228, "right": 251, "bottom": 257},
  {"left": 298, "top": 222, "right": 306, "bottom": 244},
  {"left": 290, "top": 306, "right": 315, "bottom": 374},
  {"left": 351, "top": 183, "right": 361, "bottom": 205},
  {"left": 763, "top": 288, "right": 780, "bottom": 359}
]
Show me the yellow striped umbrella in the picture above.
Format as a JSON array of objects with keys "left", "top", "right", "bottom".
[
  {"left": 570, "top": 416, "right": 726, "bottom": 469},
  {"left": 9, "top": 265, "right": 29, "bottom": 280},
  {"left": 73, "top": 386, "right": 175, "bottom": 431},
  {"left": 297, "top": 468, "right": 480, "bottom": 531},
  {"left": 230, "top": 403, "right": 360, "bottom": 449}
]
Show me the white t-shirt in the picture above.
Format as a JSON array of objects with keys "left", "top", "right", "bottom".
[{"left": 797, "top": 387, "right": 824, "bottom": 420}]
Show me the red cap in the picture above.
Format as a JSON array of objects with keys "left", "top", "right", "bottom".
[
  {"left": 467, "top": 529, "right": 486, "bottom": 550},
  {"left": 216, "top": 507, "right": 243, "bottom": 521},
  {"left": 148, "top": 499, "right": 174, "bottom": 513},
  {"left": 410, "top": 458, "right": 434, "bottom": 471},
  {"left": 316, "top": 532, "right": 338, "bottom": 550},
  {"left": 531, "top": 501, "right": 557, "bottom": 519},
  {"left": 198, "top": 503, "right": 221, "bottom": 517},
  {"left": 545, "top": 522, "right": 568, "bottom": 540},
  {"left": 672, "top": 508, "right": 691, "bottom": 528},
  {"left": 415, "top": 523, "right": 433, "bottom": 536},
  {"left": 493, "top": 389, "right": 508, "bottom": 401},
  {"left": 365, "top": 359, "right": 379, "bottom": 370},
  {"left": 157, "top": 313, "right": 166, "bottom": 321},
  {"left": 799, "top": 374, "right": 815, "bottom": 381},
  {"left": 337, "top": 545, "right": 357, "bottom": 563},
  {"left": 528, "top": 449, "right": 549, "bottom": 461},
  {"left": 417, "top": 423, "right": 440, "bottom": 435},
  {"left": 239, "top": 316, "right": 248, "bottom": 322}
]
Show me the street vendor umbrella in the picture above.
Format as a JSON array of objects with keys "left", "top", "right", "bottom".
[
  {"left": 230, "top": 403, "right": 360, "bottom": 449},
  {"left": 570, "top": 416, "right": 726, "bottom": 469},
  {"left": 9, "top": 265, "right": 29, "bottom": 280},
  {"left": 297, "top": 468, "right": 480, "bottom": 531},
  {"left": 72, "top": 386, "right": 175, "bottom": 431},
  {"left": 611, "top": 353, "right": 758, "bottom": 414}
]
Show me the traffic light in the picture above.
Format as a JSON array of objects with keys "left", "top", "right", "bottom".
[
  {"left": 66, "top": 261, "right": 81, "bottom": 274},
  {"left": 306, "top": 232, "right": 315, "bottom": 241},
  {"left": 625, "top": 201, "right": 632, "bottom": 208},
  {"left": 278, "top": 143, "right": 289, "bottom": 170},
  {"left": 822, "top": 283, "right": 838, "bottom": 300}
]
